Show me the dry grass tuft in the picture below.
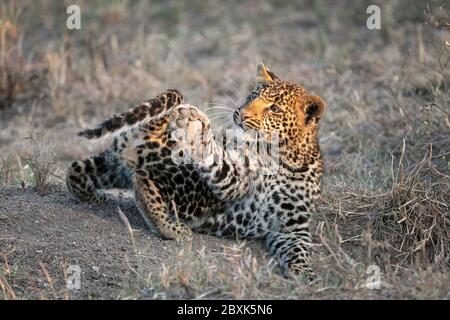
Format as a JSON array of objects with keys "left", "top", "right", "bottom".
[
  {"left": 23, "top": 132, "right": 55, "bottom": 193},
  {"left": 0, "top": 249, "right": 17, "bottom": 300},
  {"left": 321, "top": 145, "right": 450, "bottom": 273},
  {"left": 0, "top": 155, "right": 14, "bottom": 187},
  {"left": 148, "top": 243, "right": 304, "bottom": 299},
  {"left": 375, "top": 149, "right": 449, "bottom": 270}
]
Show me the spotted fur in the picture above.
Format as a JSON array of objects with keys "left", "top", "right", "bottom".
[{"left": 66, "top": 64, "right": 326, "bottom": 279}]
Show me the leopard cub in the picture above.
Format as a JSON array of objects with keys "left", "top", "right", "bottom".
[{"left": 67, "top": 64, "right": 326, "bottom": 279}]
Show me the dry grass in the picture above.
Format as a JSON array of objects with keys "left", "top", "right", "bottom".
[
  {"left": 0, "top": 2, "right": 44, "bottom": 110},
  {"left": 0, "top": 249, "right": 18, "bottom": 300},
  {"left": 0, "top": 0, "right": 449, "bottom": 299},
  {"left": 0, "top": 156, "right": 13, "bottom": 187},
  {"left": 23, "top": 132, "right": 55, "bottom": 193}
]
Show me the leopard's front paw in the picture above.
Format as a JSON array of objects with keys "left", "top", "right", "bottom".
[
  {"left": 159, "top": 222, "right": 193, "bottom": 243},
  {"left": 172, "top": 223, "right": 194, "bottom": 243},
  {"left": 283, "top": 263, "right": 317, "bottom": 283},
  {"left": 171, "top": 104, "right": 211, "bottom": 134},
  {"left": 169, "top": 104, "right": 214, "bottom": 164},
  {"left": 179, "top": 227, "right": 194, "bottom": 243}
]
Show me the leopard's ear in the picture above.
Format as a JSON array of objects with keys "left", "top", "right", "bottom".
[
  {"left": 304, "top": 95, "right": 326, "bottom": 123},
  {"left": 257, "top": 63, "right": 280, "bottom": 83}
]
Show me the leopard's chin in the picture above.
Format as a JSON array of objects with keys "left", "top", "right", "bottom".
[{"left": 232, "top": 124, "right": 246, "bottom": 137}]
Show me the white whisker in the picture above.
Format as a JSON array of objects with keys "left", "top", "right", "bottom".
[
  {"left": 222, "top": 93, "right": 239, "bottom": 108},
  {"left": 209, "top": 113, "right": 233, "bottom": 118},
  {"left": 204, "top": 106, "right": 235, "bottom": 112}
]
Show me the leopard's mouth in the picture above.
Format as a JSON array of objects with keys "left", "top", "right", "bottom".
[{"left": 233, "top": 109, "right": 261, "bottom": 132}]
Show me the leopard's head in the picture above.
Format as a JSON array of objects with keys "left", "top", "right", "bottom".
[{"left": 234, "top": 64, "right": 325, "bottom": 151}]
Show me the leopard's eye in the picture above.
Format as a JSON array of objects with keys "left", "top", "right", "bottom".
[{"left": 270, "top": 104, "right": 282, "bottom": 113}]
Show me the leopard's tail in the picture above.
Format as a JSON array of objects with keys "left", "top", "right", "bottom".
[{"left": 77, "top": 89, "right": 183, "bottom": 139}]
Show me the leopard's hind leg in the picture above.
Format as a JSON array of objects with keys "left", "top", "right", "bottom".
[
  {"left": 133, "top": 173, "right": 192, "bottom": 242},
  {"left": 66, "top": 150, "right": 131, "bottom": 203}
]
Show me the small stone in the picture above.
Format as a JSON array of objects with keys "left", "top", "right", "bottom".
[{"left": 0, "top": 214, "right": 7, "bottom": 220}]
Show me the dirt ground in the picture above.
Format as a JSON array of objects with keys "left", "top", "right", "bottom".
[{"left": 0, "top": 185, "right": 233, "bottom": 299}]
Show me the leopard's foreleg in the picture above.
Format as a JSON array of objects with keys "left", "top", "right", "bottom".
[
  {"left": 133, "top": 172, "right": 193, "bottom": 242},
  {"left": 265, "top": 224, "right": 315, "bottom": 281}
]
